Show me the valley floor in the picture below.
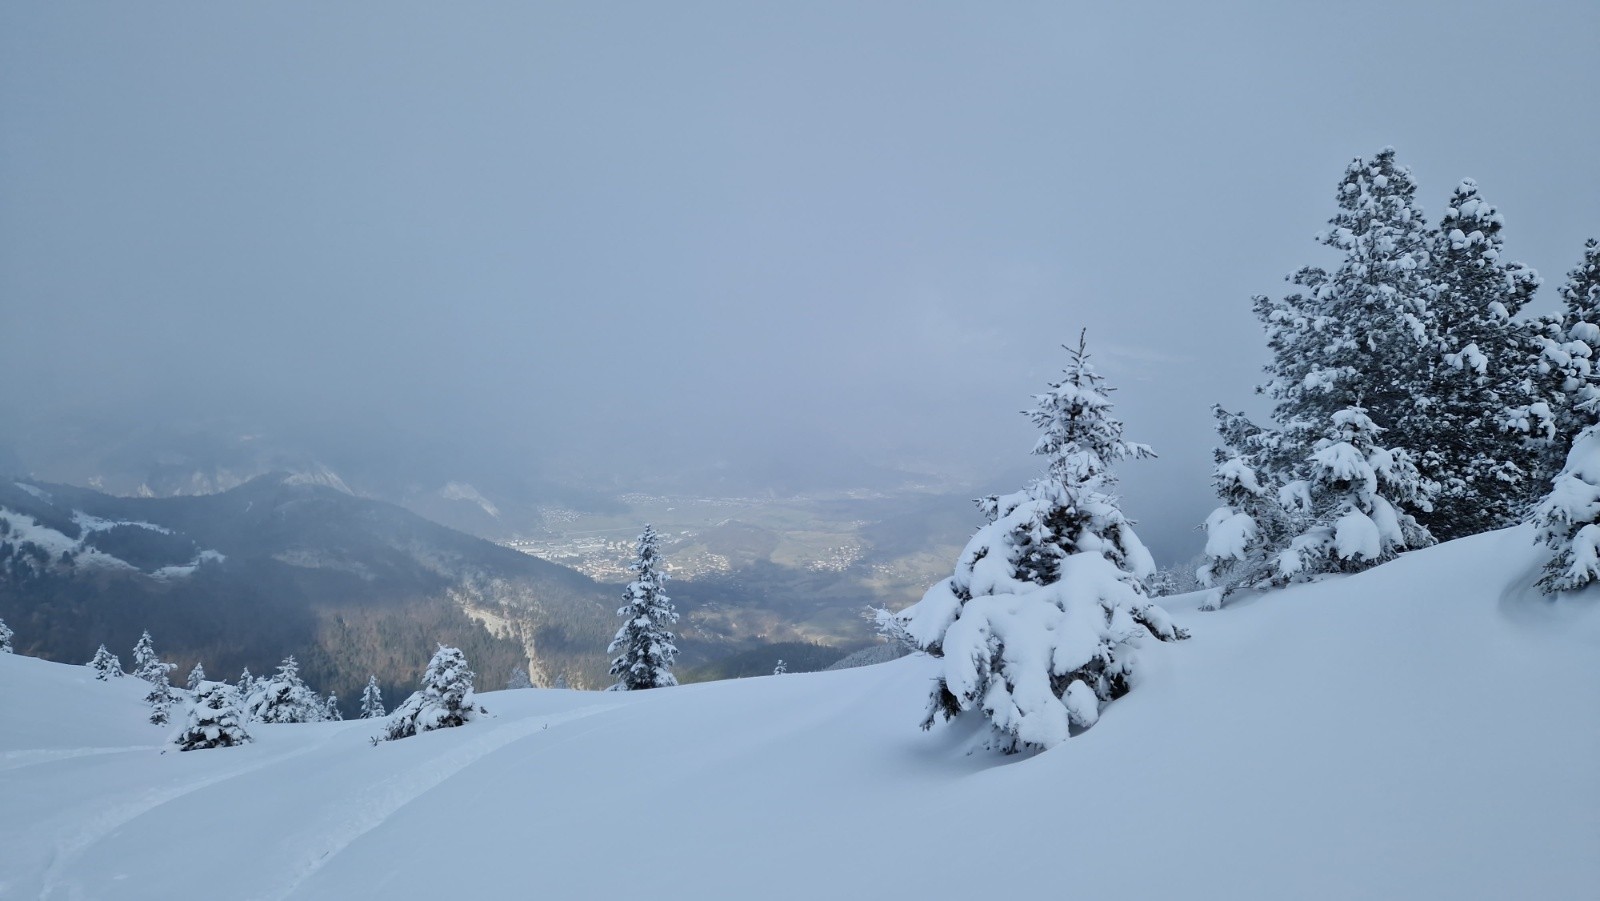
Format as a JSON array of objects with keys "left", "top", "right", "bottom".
[{"left": 1, "top": 527, "right": 1595, "bottom": 900}]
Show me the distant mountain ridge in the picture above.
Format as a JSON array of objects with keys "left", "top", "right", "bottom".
[
  {"left": 0, "top": 474, "right": 620, "bottom": 710},
  {"left": 0, "top": 418, "right": 624, "bottom": 541},
  {"left": 0, "top": 417, "right": 949, "bottom": 543}
]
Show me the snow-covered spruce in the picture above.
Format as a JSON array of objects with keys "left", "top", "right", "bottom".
[
  {"left": 1422, "top": 178, "right": 1544, "bottom": 536},
  {"left": 173, "top": 681, "right": 252, "bottom": 751},
  {"left": 868, "top": 604, "right": 918, "bottom": 653},
  {"left": 237, "top": 667, "right": 255, "bottom": 703},
  {"left": 359, "top": 675, "right": 385, "bottom": 718},
  {"left": 186, "top": 662, "right": 206, "bottom": 692},
  {"left": 244, "top": 656, "right": 327, "bottom": 724},
  {"left": 1202, "top": 410, "right": 1436, "bottom": 601},
  {"left": 131, "top": 630, "right": 175, "bottom": 685},
  {"left": 132, "top": 629, "right": 179, "bottom": 725},
  {"left": 0, "top": 616, "right": 12, "bottom": 654},
  {"left": 1532, "top": 419, "right": 1600, "bottom": 594},
  {"left": 506, "top": 667, "right": 533, "bottom": 690},
  {"left": 1274, "top": 407, "right": 1435, "bottom": 580},
  {"left": 1528, "top": 238, "right": 1600, "bottom": 474},
  {"left": 145, "top": 670, "right": 178, "bottom": 726},
  {"left": 379, "top": 645, "right": 485, "bottom": 742},
  {"left": 1560, "top": 238, "right": 1600, "bottom": 338},
  {"left": 894, "top": 333, "right": 1186, "bottom": 754},
  {"left": 1199, "top": 406, "right": 1306, "bottom": 605},
  {"left": 772, "top": 659, "right": 786, "bottom": 676},
  {"left": 324, "top": 693, "right": 343, "bottom": 721},
  {"left": 1252, "top": 149, "right": 1449, "bottom": 535},
  {"left": 88, "top": 645, "right": 123, "bottom": 680},
  {"left": 1143, "top": 565, "right": 1202, "bottom": 598},
  {"left": 131, "top": 631, "right": 157, "bottom": 677},
  {"left": 608, "top": 524, "right": 679, "bottom": 691}
]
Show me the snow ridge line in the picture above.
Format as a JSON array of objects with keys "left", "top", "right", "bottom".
[{"left": 259, "top": 702, "right": 620, "bottom": 901}]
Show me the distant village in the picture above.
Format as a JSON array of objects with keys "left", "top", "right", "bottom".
[
  {"left": 503, "top": 509, "right": 869, "bottom": 582},
  {"left": 504, "top": 531, "right": 733, "bottom": 582}
]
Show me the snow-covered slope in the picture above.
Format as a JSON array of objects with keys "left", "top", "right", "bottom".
[{"left": 1, "top": 527, "right": 1595, "bottom": 900}]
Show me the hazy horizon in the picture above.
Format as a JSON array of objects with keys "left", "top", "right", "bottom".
[{"left": 4, "top": 1, "right": 1598, "bottom": 564}]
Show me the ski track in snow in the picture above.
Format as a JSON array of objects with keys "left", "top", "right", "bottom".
[
  {"left": 260, "top": 702, "right": 621, "bottom": 901},
  {"left": 0, "top": 746, "right": 165, "bottom": 773},
  {"left": 37, "top": 730, "right": 347, "bottom": 901},
  {"left": 5, "top": 526, "right": 1595, "bottom": 901}
]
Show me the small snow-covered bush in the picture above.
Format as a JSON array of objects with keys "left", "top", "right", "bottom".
[
  {"left": 1533, "top": 422, "right": 1600, "bottom": 593},
  {"left": 380, "top": 645, "right": 485, "bottom": 742},
  {"left": 174, "top": 681, "right": 252, "bottom": 751},
  {"left": 0, "top": 617, "right": 12, "bottom": 654}
]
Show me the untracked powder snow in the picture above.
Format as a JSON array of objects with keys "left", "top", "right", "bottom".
[{"left": 0, "top": 526, "right": 1594, "bottom": 900}]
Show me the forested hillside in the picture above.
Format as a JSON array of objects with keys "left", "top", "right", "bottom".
[{"left": 0, "top": 475, "right": 619, "bottom": 707}]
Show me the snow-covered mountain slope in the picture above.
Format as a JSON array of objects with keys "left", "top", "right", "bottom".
[{"left": 1, "top": 526, "right": 1594, "bottom": 900}]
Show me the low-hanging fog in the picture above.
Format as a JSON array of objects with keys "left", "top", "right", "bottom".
[{"left": 2, "top": 1, "right": 1597, "bottom": 564}]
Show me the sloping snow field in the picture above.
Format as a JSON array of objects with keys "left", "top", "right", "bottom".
[{"left": 2, "top": 526, "right": 1595, "bottom": 900}]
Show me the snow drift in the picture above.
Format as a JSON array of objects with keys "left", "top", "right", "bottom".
[{"left": 0, "top": 526, "right": 1595, "bottom": 900}]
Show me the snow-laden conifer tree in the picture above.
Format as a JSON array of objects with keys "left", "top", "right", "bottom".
[
  {"left": 174, "top": 681, "right": 252, "bottom": 751},
  {"left": 359, "top": 675, "right": 386, "bottom": 719},
  {"left": 1254, "top": 148, "right": 1436, "bottom": 472},
  {"left": 381, "top": 645, "right": 484, "bottom": 741},
  {"left": 1199, "top": 406, "right": 1306, "bottom": 605},
  {"left": 186, "top": 662, "right": 206, "bottom": 692},
  {"left": 868, "top": 605, "right": 917, "bottom": 653},
  {"left": 1275, "top": 408, "right": 1435, "bottom": 579},
  {"left": 244, "top": 656, "right": 326, "bottom": 724},
  {"left": 132, "top": 631, "right": 156, "bottom": 675},
  {"left": 1532, "top": 414, "right": 1600, "bottom": 594},
  {"left": 772, "top": 659, "right": 786, "bottom": 676},
  {"left": 894, "top": 332, "right": 1186, "bottom": 753},
  {"left": 1142, "top": 569, "right": 1178, "bottom": 597},
  {"left": 132, "top": 630, "right": 174, "bottom": 684},
  {"left": 1528, "top": 239, "right": 1600, "bottom": 473},
  {"left": 1561, "top": 238, "right": 1600, "bottom": 330},
  {"left": 506, "top": 667, "right": 533, "bottom": 689},
  {"left": 0, "top": 617, "right": 12, "bottom": 654},
  {"left": 145, "top": 670, "right": 177, "bottom": 726},
  {"left": 237, "top": 667, "right": 255, "bottom": 702},
  {"left": 324, "top": 693, "right": 343, "bottom": 721},
  {"left": 1420, "top": 179, "right": 1544, "bottom": 537},
  {"left": 89, "top": 645, "right": 123, "bottom": 680},
  {"left": 607, "top": 525, "right": 679, "bottom": 691}
]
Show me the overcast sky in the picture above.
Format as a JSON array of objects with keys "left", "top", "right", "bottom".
[{"left": 2, "top": 1, "right": 1597, "bottom": 561}]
